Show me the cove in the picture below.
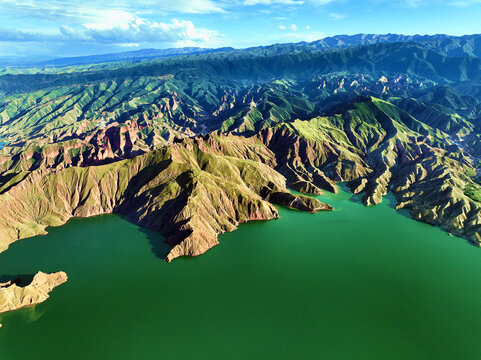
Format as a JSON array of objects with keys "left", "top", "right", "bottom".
[{"left": 1, "top": 187, "right": 481, "bottom": 359}]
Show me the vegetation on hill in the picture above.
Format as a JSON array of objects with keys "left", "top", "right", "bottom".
[{"left": 0, "top": 34, "right": 481, "bottom": 259}]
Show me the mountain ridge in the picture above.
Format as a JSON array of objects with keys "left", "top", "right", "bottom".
[{"left": 3, "top": 33, "right": 481, "bottom": 70}]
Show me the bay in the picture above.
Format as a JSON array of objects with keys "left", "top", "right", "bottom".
[{"left": 1, "top": 187, "right": 481, "bottom": 359}]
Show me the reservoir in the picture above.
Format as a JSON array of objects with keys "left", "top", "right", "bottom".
[{"left": 1, "top": 187, "right": 481, "bottom": 359}]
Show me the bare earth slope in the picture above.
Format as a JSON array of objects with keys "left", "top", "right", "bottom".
[{"left": 0, "top": 133, "right": 330, "bottom": 262}]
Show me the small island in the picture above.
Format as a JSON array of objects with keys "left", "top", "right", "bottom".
[{"left": 0, "top": 271, "right": 68, "bottom": 325}]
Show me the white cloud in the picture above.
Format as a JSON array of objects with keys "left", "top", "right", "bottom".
[
  {"left": 244, "top": 0, "right": 304, "bottom": 4},
  {"left": 378, "top": 0, "right": 481, "bottom": 8},
  {"left": 387, "top": 0, "right": 481, "bottom": 8},
  {"left": 147, "top": 0, "right": 227, "bottom": 13},
  {"left": 0, "top": 0, "right": 227, "bottom": 22},
  {"left": 278, "top": 24, "right": 298, "bottom": 31},
  {"left": 0, "top": 0, "right": 341, "bottom": 29},
  {"left": 0, "top": 28, "right": 53, "bottom": 42},
  {"left": 0, "top": 18, "right": 222, "bottom": 45},
  {"left": 388, "top": 0, "right": 444, "bottom": 7},
  {"left": 83, "top": 10, "right": 137, "bottom": 30},
  {"left": 328, "top": 12, "right": 346, "bottom": 19},
  {"left": 243, "top": 0, "right": 335, "bottom": 5},
  {"left": 118, "top": 43, "right": 140, "bottom": 47},
  {"left": 305, "top": 25, "right": 310, "bottom": 29},
  {"left": 309, "top": 0, "right": 335, "bottom": 4},
  {"left": 68, "top": 18, "right": 221, "bottom": 43},
  {"left": 450, "top": 0, "right": 481, "bottom": 5}
]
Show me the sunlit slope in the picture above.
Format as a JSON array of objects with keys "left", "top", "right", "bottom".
[{"left": 0, "top": 134, "right": 330, "bottom": 261}]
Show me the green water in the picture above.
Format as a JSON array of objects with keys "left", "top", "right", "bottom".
[{"left": 1, "top": 187, "right": 481, "bottom": 359}]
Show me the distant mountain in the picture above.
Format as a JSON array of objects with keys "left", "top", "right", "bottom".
[
  {"left": 245, "top": 33, "right": 481, "bottom": 58},
  {"left": 2, "top": 33, "right": 481, "bottom": 69},
  {"left": 309, "top": 33, "right": 453, "bottom": 49},
  {"left": 0, "top": 47, "right": 235, "bottom": 68}
]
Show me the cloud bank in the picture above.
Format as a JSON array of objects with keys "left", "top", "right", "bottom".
[{"left": 0, "top": 19, "right": 221, "bottom": 45}]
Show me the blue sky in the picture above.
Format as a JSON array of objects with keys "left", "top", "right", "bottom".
[{"left": 1, "top": 0, "right": 481, "bottom": 58}]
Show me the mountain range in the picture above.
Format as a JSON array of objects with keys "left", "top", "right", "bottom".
[{"left": 0, "top": 33, "right": 480, "bottom": 263}]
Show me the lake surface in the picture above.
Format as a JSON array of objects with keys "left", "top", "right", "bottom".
[{"left": 1, "top": 187, "right": 481, "bottom": 359}]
